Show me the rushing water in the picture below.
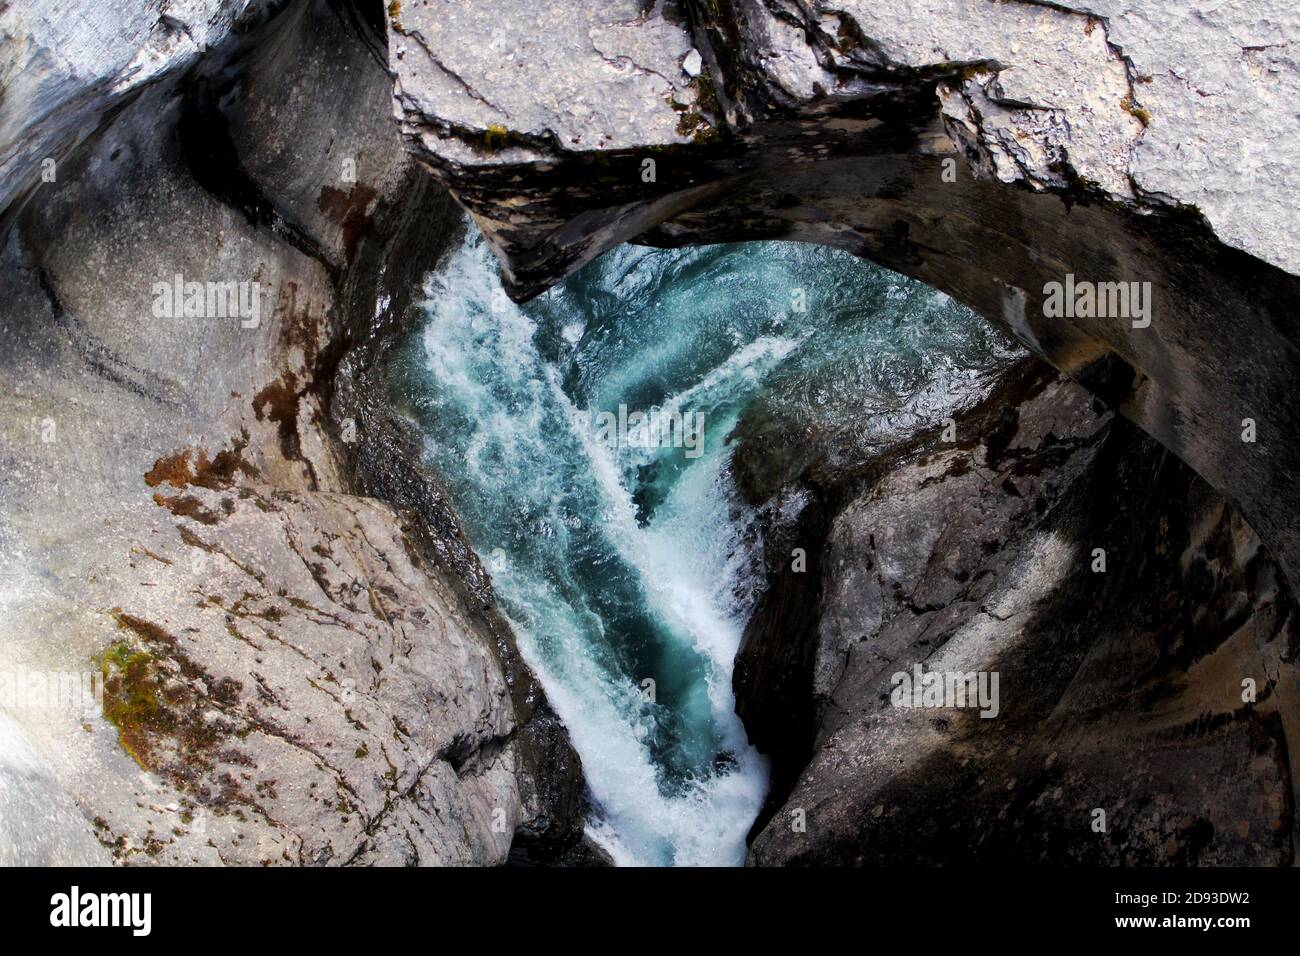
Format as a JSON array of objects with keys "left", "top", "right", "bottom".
[{"left": 391, "top": 223, "right": 1021, "bottom": 866}]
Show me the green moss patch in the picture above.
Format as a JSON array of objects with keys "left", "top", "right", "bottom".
[{"left": 100, "top": 611, "right": 239, "bottom": 773}]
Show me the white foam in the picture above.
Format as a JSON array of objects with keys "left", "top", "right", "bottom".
[
  {"left": 418, "top": 231, "right": 769, "bottom": 866},
  {"left": 414, "top": 225, "right": 1018, "bottom": 865}
]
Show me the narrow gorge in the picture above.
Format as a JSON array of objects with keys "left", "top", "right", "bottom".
[{"left": 0, "top": 0, "right": 1296, "bottom": 868}]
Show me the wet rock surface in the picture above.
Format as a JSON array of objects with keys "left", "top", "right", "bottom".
[
  {"left": 736, "top": 361, "right": 1298, "bottom": 864},
  {"left": 390, "top": 0, "right": 1300, "bottom": 600},
  {"left": 388, "top": 1, "right": 1300, "bottom": 862},
  {"left": 0, "top": 0, "right": 590, "bottom": 865},
  {"left": 0, "top": 0, "right": 289, "bottom": 222},
  {"left": 2, "top": 0, "right": 1296, "bottom": 869}
]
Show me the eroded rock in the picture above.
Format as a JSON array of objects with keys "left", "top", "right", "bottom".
[
  {"left": 387, "top": 0, "right": 1300, "bottom": 598},
  {"left": 0, "top": 0, "right": 589, "bottom": 866},
  {"left": 738, "top": 362, "right": 1298, "bottom": 864}
]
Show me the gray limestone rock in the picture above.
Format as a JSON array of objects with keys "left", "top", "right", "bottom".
[
  {"left": 736, "top": 362, "right": 1298, "bottom": 864},
  {"left": 3, "top": 0, "right": 1296, "bottom": 870},
  {"left": 386, "top": 0, "right": 1300, "bottom": 605},
  {"left": 0, "top": 0, "right": 590, "bottom": 866}
]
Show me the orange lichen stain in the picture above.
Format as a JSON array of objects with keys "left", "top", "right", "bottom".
[
  {"left": 144, "top": 434, "right": 256, "bottom": 493},
  {"left": 145, "top": 449, "right": 193, "bottom": 488},
  {"left": 152, "top": 493, "right": 222, "bottom": 525}
]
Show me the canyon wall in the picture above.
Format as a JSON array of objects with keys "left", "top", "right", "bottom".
[
  {"left": 383, "top": 0, "right": 1299, "bottom": 864},
  {"left": 2, "top": 0, "right": 1296, "bottom": 867},
  {"left": 734, "top": 362, "right": 1297, "bottom": 863},
  {"left": 389, "top": 0, "right": 1300, "bottom": 592},
  {"left": 0, "top": 0, "right": 591, "bottom": 865}
]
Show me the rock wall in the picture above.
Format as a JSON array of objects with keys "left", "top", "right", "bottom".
[
  {"left": 381, "top": 3, "right": 1300, "bottom": 864},
  {"left": 387, "top": 0, "right": 1300, "bottom": 596},
  {"left": 2, "top": 0, "right": 1295, "bottom": 869},
  {"left": 0, "top": 0, "right": 590, "bottom": 865},
  {"left": 736, "top": 361, "right": 1298, "bottom": 864},
  {"left": 0, "top": 0, "right": 289, "bottom": 228}
]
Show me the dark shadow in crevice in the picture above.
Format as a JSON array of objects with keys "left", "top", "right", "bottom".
[{"left": 176, "top": 74, "right": 339, "bottom": 281}]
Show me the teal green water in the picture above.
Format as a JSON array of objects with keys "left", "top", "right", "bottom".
[{"left": 393, "top": 224, "right": 1020, "bottom": 865}]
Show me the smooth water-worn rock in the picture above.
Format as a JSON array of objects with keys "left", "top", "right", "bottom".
[
  {"left": 0, "top": 0, "right": 287, "bottom": 227},
  {"left": 0, "top": 0, "right": 589, "bottom": 865},
  {"left": 2, "top": 0, "right": 1296, "bottom": 869},
  {"left": 389, "top": 0, "right": 1300, "bottom": 599},
  {"left": 738, "top": 361, "right": 1298, "bottom": 864}
]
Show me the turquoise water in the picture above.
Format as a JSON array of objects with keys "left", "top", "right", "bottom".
[{"left": 396, "top": 224, "right": 1020, "bottom": 865}]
